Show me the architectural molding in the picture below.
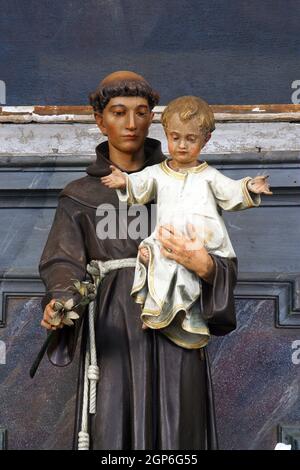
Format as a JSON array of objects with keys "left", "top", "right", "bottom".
[
  {"left": 278, "top": 425, "right": 300, "bottom": 450},
  {"left": 0, "top": 429, "right": 7, "bottom": 450},
  {"left": 236, "top": 274, "right": 300, "bottom": 327},
  {"left": 1, "top": 104, "right": 300, "bottom": 123},
  {"left": 1, "top": 273, "right": 299, "bottom": 328},
  {"left": 0, "top": 151, "right": 300, "bottom": 168},
  {"left": 0, "top": 277, "right": 44, "bottom": 327}
]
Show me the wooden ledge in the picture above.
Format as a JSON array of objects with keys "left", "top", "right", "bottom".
[{"left": 1, "top": 104, "right": 300, "bottom": 123}]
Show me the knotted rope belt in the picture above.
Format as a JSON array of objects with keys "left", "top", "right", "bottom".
[{"left": 78, "top": 258, "right": 137, "bottom": 451}]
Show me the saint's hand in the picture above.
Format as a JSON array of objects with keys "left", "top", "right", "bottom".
[
  {"left": 247, "top": 175, "right": 273, "bottom": 195},
  {"left": 41, "top": 299, "right": 64, "bottom": 330},
  {"left": 157, "top": 224, "right": 215, "bottom": 284},
  {"left": 100, "top": 165, "right": 127, "bottom": 189}
]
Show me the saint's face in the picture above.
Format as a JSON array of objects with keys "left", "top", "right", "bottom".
[
  {"left": 166, "top": 114, "right": 207, "bottom": 167},
  {"left": 96, "top": 96, "right": 153, "bottom": 154}
]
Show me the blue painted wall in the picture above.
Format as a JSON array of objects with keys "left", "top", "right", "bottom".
[{"left": 0, "top": 0, "right": 299, "bottom": 105}]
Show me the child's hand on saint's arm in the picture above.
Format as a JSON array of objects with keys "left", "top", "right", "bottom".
[
  {"left": 100, "top": 165, "right": 127, "bottom": 189},
  {"left": 247, "top": 175, "right": 273, "bottom": 195}
]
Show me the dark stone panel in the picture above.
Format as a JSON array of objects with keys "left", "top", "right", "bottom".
[
  {"left": 0, "top": 165, "right": 298, "bottom": 281},
  {"left": 0, "top": 198, "right": 298, "bottom": 278},
  {"left": 232, "top": 206, "right": 297, "bottom": 273},
  {"left": 223, "top": 205, "right": 299, "bottom": 274},
  {"left": 0, "top": 296, "right": 80, "bottom": 450},
  {"left": 2, "top": 296, "right": 299, "bottom": 449},
  {"left": 0, "top": 169, "right": 86, "bottom": 191},
  {"left": 208, "top": 299, "right": 300, "bottom": 450},
  {"left": 0, "top": 208, "right": 56, "bottom": 277}
]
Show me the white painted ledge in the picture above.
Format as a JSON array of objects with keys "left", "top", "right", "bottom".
[{"left": 0, "top": 105, "right": 300, "bottom": 155}]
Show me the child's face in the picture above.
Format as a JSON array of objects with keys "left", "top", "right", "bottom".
[{"left": 166, "top": 114, "right": 207, "bottom": 165}]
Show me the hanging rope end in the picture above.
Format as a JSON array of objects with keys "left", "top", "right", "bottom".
[{"left": 78, "top": 431, "right": 90, "bottom": 450}]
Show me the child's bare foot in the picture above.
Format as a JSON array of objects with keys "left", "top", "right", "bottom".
[
  {"left": 142, "top": 322, "right": 149, "bottom": 330},
  {"left": 139, "top": 246, "right": 150, "bottom": 266}
]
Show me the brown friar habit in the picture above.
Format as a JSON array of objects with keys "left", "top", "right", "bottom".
[{"left": 39, "top": 137, "right": 237, "bottom": 450}]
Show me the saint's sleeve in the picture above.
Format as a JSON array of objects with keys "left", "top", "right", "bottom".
[
  {"left": 201, "top": 255, "right": 238, "bottom": 336},
  {"left": 39, "top": 195, "right": 87, "bottom": 366},
  {"left": 117, "top": 166, "right": 157, "bottom": 205},
  {"left": 39, "top": 195, "right": 87, "bottom": 308},
  {"left": 209, "top": 168, "right": 260, "bottom": 211}
]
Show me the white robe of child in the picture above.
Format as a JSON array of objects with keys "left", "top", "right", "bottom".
[{"left": 117, "top": 159, "right": 260, "bottom": 349}]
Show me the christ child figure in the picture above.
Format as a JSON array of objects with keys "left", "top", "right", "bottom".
[{"left": 101, "top": 96, "right": 272, "bottom": 349}]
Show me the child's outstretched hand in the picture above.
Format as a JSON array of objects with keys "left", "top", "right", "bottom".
[
  {"left": 100, "top": 165, "right": 127, "bottom": 189},
  {"left": 247, "top": 175, "right": 273, "bottom": 195}
]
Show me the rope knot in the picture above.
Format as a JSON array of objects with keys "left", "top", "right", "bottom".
[{"left": 88, "top": 365, "right": 100, "bottom": 381}]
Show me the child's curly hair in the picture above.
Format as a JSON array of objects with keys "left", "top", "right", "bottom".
[{"left": 161, "top": 96, "right": 215, "bottom": 135}]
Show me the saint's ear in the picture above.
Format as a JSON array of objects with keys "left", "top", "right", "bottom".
[
  {"left": 145, "top": 111, "right": 154, "bottom": 137},
  {"left": 94, "top": 113, "right": 107, "bottom": 135}
]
